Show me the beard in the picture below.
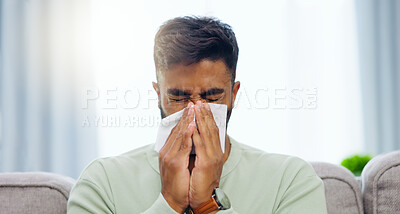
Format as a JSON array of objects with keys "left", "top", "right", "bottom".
[
  {"left": 160, "top": 100, "right": 233, "bottom": 128},
  {"left": 161, "top": 107, "right": 167, "bottom": 119}
]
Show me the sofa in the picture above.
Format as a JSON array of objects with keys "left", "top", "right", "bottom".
[
  {"left": 0, "top": 150, "right": 399, "bottom": 214},
  {"left": 311, "top": 150, "right": 400, "bottom": 214},
  {"left": 0, "top": 172, "right": 74, "bottom": 214}
]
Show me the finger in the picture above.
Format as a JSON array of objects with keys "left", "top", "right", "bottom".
[
  {"left": 192, "top": 127, "right": 206, "bottom": 158},
  {"left": 167, "top": 103, "right": 195, "bottom": 156},
  {"left": 194, "top": 102, "right": 217, "bottom": 155},
  {"left": 173, "top": 102, "right": 193, "bottom": 132},
  {"left": 160, "top": 102, "right": 192, "bottom": 156},
  {"left": 194, "top": 101, "right": 211, "bottom": 138},
  {"left": 203, "top": 103, "right": 222, "bottom": 153},
  {"left": 203, "top": 102, "right": 214, "bottom": 119},
  {"left": 178, "top": 121, "right": 195, "bottom": 158}
]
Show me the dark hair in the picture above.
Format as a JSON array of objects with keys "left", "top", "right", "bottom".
[{"left": 154, "top": 16, "right": 239, "bottom": 83}]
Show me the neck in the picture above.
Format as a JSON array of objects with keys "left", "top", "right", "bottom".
[{"left": 189, "top": 135, "right": 231, "bottom": 173}]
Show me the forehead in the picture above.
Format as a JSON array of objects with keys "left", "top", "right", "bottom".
[{"left": 159, "top": 59, "right": 231, "bottom": 91}]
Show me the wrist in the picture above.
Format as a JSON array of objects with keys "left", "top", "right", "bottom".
[
  {"left": 192, "top": 188, "right": 231, "bottom": 214},
  {"left": 191, "top": 187, "right": 216, "bottom": 208},
  {"left": 161, "top": 192, "right": 187, "bottom": 213},
  {"left": 191, "top": 198, "right": 209, "bottom": 209}
]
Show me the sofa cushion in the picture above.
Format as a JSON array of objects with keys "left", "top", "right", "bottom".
[
  {"left": 0, "top": 172, "right": 75, "bottom": 214},
  {"left": 362, "top": 150, "right": 400, "bottom": 214},
  {"left": 311, "top": 162, "right": 363, "bottom": 214}
]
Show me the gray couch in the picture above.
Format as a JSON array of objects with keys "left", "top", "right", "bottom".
[
  {"left": 0, "top": 172, "right": 74, "bottom": 214},
  {"left": 312, "top": 150, "right": 400, "bottom": 214},
  {"left": 0, "top": 150, "right": 399, "bottom": 214}
]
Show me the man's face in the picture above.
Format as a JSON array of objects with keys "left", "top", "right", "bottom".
[{"left": 153, "top": 59, "right": 240, "bottom": 124}]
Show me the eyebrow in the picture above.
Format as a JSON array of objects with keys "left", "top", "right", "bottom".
[
  {"left": 167, "top": 88, "right": 191, "bottom": 96},
  {"left": 200, "top": 88, "right": 225, "bottom": 97},
  {"left": 167, "top": 87, "right": 225, "bottom": 97}
]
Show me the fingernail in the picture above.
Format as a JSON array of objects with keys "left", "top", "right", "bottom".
[{"left": 204, "top": 102, "right": 210, "bottom": 110}]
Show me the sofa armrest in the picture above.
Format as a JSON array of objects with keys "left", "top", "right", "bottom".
[
  {"left": 311, "top": 162, "right": 363, "bottom": 214},
  {"left": 0, "top": 172, "right": 75, "bottom": 214},
  {"left": 361, "top": 150, "right": 400, "bottom": 214}
]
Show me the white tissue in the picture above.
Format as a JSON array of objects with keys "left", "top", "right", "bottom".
[{"left": 154, "top": 103, "right": 227, "bottom": 154}]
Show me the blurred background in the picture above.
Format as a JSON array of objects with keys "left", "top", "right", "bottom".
[{"left": 0, "top": 0, "right": 399, "bottom": 179}]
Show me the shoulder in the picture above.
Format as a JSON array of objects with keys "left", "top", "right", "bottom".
[
  {"left": 228, "top": 139, "right": 326, "bottom": 213},
  {"left": 78, "top": 144, "right": 155, "bottom": 182},
  {"left": 233, "top": 139, "right": 323, "bottom": 196},
  {"left": 233, "top": 139, "right": 318, "bottom": 179}
]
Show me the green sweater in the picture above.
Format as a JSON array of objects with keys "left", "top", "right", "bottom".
[{"left": 67, "top": 137, "right": 327, "bottom": 214}]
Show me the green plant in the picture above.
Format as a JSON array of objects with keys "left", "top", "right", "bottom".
[{"left": 341, "top": 154, "right": 373, "bottom": 176}]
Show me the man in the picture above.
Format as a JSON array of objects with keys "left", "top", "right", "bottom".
[{"left": 67, "top": 16, "right": 327, "bottom": 214}]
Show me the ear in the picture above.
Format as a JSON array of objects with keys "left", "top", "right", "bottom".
[
  {"left": 231, "top": 81, "right": 240, "bottom": 108},
  {"left": 152, "top": 81, "right": 161, "bottom": 109}
]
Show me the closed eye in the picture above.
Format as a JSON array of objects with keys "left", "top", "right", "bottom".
[
  {"left": 170, "top": 97, "right": 189, "bottom": 102},
  {"left": 200, "top": 88, "right": 225, "bottom": 102},
  {"left": 205, "top": 98, "right": 219, "bottom": 102}
]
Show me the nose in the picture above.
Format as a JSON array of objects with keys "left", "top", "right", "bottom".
[{"left": 188, "top": 97, "right": 206, "bottom": 105}]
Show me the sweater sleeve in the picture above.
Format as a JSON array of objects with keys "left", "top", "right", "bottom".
[
  {"left": 67, "top": 159, "right": 181, "bottom": 214},
  {"left": 141, "top": 193, "right": 179, "bottom": 214},
  {"left": 67, "top": 178, "right": 115, "bottom": 213},
  {"left": 274, "top": 158, "right": 328, "bottom": 214},
  {"left": 218, "top": 207, "right": 239, "bottom": 213},
  {"left": 68, "top": 178, "right": 182, "bottom": 214},
  {"left": 67, "top": 160, "right": 116, "bottom": 214}
]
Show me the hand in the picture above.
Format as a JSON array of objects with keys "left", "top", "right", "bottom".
[
  {"left": 159, "top": 102, "right": 196, "bottom": 213},
  {"left": 189, "top": 101, "right": 224, "bottom": 208}
]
